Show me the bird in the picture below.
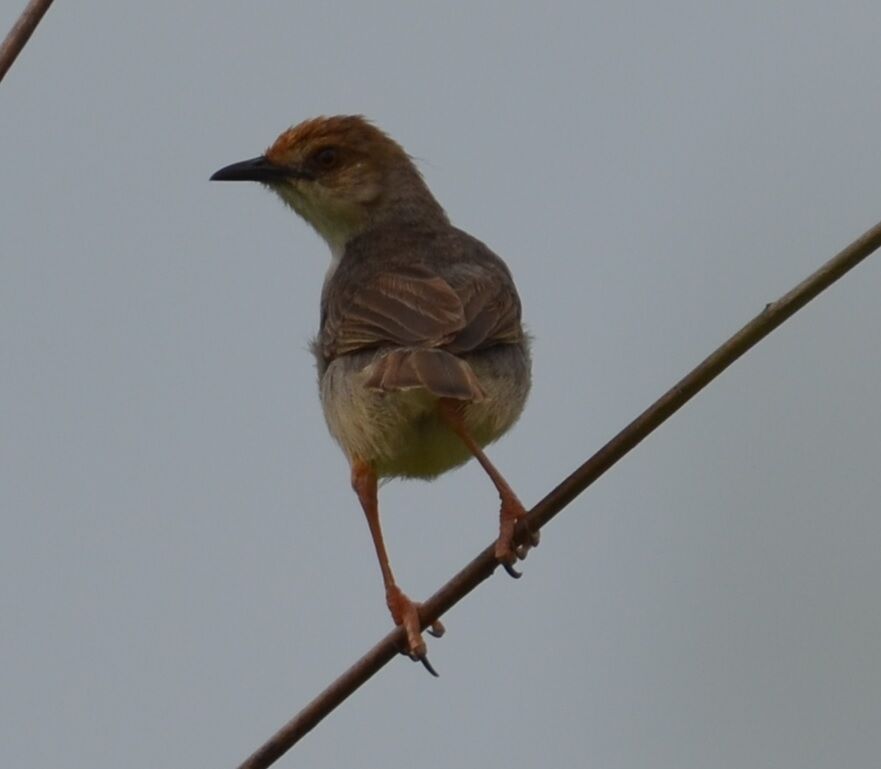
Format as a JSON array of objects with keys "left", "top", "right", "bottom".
[{"left": 211, "top": 115, "right": 536, "bottom": 673}]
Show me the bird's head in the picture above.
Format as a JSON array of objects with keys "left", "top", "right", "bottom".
[{"left": 211, "top": 115, "right": 445, "bottom": 253}]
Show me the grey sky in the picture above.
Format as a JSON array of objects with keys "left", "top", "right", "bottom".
[{"left": 2, "top": 2, "right": 880, "bottom": 767}]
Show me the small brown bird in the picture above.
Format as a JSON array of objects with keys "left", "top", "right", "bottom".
[{"left": 211, "top": 116, "right": 536, "bottom": 672}]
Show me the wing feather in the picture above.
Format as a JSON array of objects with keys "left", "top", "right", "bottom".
[{"left": 321, "top": 262, "right": 523, "bottom": 360}]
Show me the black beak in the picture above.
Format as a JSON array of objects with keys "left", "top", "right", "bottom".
[{"left": 210, "top": 155, "right": 312, "bottom": 182}]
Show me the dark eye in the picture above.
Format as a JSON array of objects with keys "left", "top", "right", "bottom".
[{"left": 314, "top": 147, "right": 339, "bottom": 169}]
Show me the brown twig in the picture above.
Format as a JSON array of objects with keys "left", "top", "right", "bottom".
[
  {"left": 235, "top": 217, "right": 881, "bottom": 769},
  {"left": 0, "top": 0, "right": 55, "bottom": 84}
]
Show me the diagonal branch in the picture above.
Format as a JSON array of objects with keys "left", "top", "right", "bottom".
[
  {"left": 234, "top": 217, "right": 881, "bottom": 769},
  {"left": 0, "top": 0, "right": 55, "bottom": 84}
]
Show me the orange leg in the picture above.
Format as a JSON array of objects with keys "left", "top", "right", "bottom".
[
  {"left": 437, "top": 399, "right": 539, "bottom": 577},
  {"left": 351, "top": 458, "right": 444, "bottom": 675}
]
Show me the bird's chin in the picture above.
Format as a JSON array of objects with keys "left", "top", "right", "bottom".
[
  {"left": 270, "top": 185, "right": 366, "bottom": 252},
  {"left": 268, "top": 181, "right": 314, "bottom": 218}
]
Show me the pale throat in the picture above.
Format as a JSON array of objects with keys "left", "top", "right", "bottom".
[
  {"left": 272, "top": 183, "right": 367, "bottom": 272},
  {"left": 325, "top": 240, "right": 345, "bottom": 282}
]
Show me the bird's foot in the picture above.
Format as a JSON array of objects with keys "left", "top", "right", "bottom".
[
  {"left": 495, "top": 491, "right": 540, "bottom": 579},
  {"left": 386, "top": 584, "right": 445, "bottom": 676}
]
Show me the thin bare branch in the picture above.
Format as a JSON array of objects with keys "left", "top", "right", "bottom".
[
  {"left": 0, "top": 0, "right": 55, "bottom": 84},
  {"left": 235, "top": 217, "right": 881, "bottom": 769}
]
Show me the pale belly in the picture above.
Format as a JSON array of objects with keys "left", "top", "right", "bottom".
[{"left": 317, "top": 344, "right": 531, "bottom": 479}]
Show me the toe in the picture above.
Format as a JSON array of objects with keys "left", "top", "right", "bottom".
[
  {"left": 494, "top": 538, "right": 522, "bottom": 578},
  {"left": 427, "top": 618, "right": 446, "bottom": 638}
]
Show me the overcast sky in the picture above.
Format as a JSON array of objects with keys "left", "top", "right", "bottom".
[{"left": 3, "top": 2, "right": 880, "bottom": 768}]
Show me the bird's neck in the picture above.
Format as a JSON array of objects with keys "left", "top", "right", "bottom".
[
  {"left": 321, "top": 185, "right": 449, "bottom": 281},
  {"left": 375, "top": 168, "right": 449, "bottom": 231}
]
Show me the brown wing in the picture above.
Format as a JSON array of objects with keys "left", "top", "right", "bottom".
[
  {"left": 445, "top": 271, "right": 524, "bottom": 354},
  {"left": 321, "top": 263, "right": 523, "bottom": 360}
]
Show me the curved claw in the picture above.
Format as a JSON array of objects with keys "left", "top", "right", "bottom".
[
  {"left": 416, "top": 653, "right": 439, "bottom": 677},
  {"left": 502, "top": 560, "right": 522, "bottom": 579},
  {"left": 427, "top": 619, "right": 446, "bottom": 638}
]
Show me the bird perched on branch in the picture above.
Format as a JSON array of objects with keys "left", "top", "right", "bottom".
[{"left": 211, "top": 116, "right": 536, "bottom": 673}]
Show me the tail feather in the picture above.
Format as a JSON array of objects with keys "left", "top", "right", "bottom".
[{"left": 364, "top": 348, "right": 485, "bottom": 401}]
